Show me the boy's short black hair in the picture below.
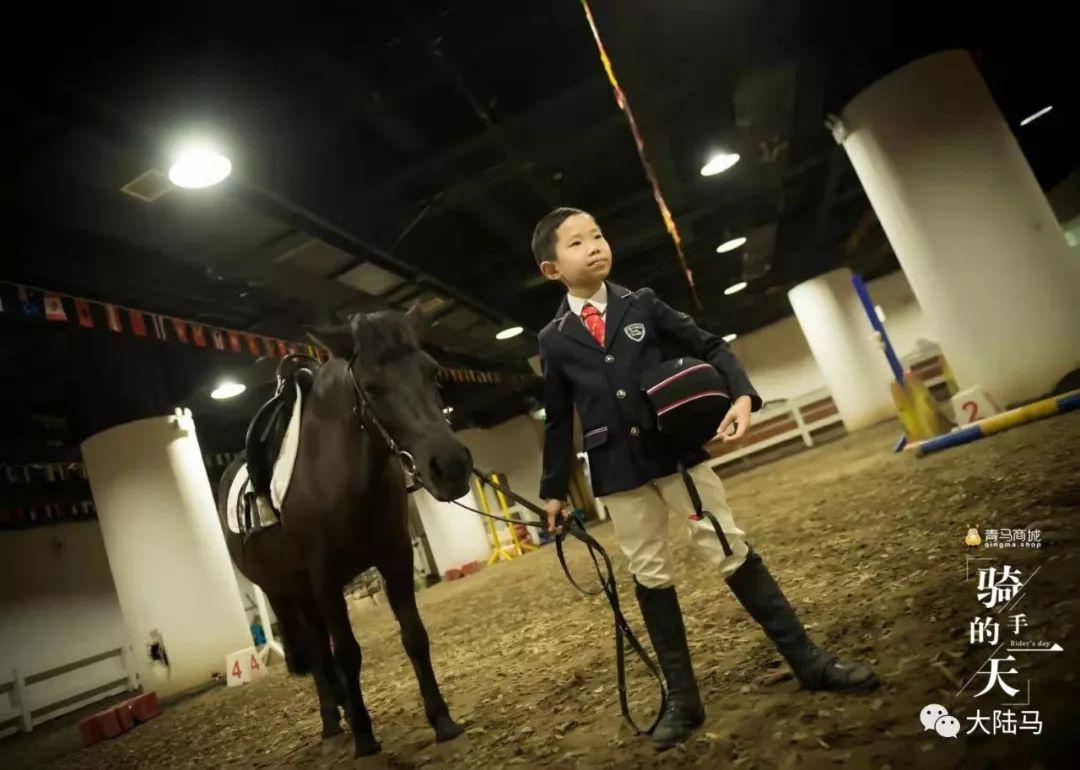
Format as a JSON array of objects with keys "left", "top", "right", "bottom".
[{"left": 531, "top": 206, "right": 592, "bottom": 266}]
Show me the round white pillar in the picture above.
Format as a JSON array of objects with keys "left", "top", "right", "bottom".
[
  {"left": 839, "top": 50, "right": 1080, "bottom": 406},
  {"left": 788, "top": 267, "right": 897, "bottom": 431},
  {"left": 81, "top": 411, "right": 251, "bottom": 698}
]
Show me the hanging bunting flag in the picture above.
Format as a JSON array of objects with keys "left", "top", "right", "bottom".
[
  {"left": 105, "top": 304, "right": 123, "bottom": 333},
  {"left": 246, "top": 334, "right": 261, "bottom": 356},
  {"left": 306, "top": 344, "right": 317, "bottom": 359},
  {"left": 212, "top": 329, "right": 226, "bottom": 351},
  {"left": 579, "top": 0, "right": 701, "bottom": 309},
  {"left": 44, "top": 293, "right": 67, "bottom": 321},
  {"left": 171, "top": 318, "right": 189, "bottom": 343},
  {"left": 151, "top": 314, "right": 168, "bottom": 341},
  {"left": 262, "top": 337, "right": 276, "bottom": 358},
  {"left": 74, "top": 298, "right": 94, "bottom": 328},
  {"left": 228, "top": 330, "right": 242, "bottom": 353},
  {"left": 129, "top": 310, "right": 148, "bottom": 337},
  {"left": 19, "top": 286, "right": 44, "bottom": 318},
  {"left": 191, "top": 324, "right": 207, "bottom": 348},
  {"left": 276, "top": 339, "right": 289, "bottom": 357}
]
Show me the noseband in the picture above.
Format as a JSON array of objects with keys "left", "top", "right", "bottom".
[{"left": 346, "top": 353, "right": 423, "bottom": 492}]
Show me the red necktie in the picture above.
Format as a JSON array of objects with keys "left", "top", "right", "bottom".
[{"left": 580, "top": 302, "right": 605, "bottom": 346}]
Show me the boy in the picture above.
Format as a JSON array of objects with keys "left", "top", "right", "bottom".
[{"left": 533, "top": 207, "right": 879, "bottom": 750}]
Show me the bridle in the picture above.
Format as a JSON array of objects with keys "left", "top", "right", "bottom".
[{"left": 346, "top": 352, "right": 424, "bottom": 492}]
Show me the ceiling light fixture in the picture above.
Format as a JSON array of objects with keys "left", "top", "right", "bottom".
[
  {"left": 722, "top": 333, "right": 737, "bottom": 343},
  {"left": 723, "top": 281, "right": 748, "bottom": 296},
  {"left": 1019, "top": 105, "right": 1053, "bottom": 127},
  {"left": 700, "top": 152, "right": 740, "bottom": 177},
  {"left": 169, "top": 144, "right": 233, "bottom": 188},
  {"left": 716, "top": 236, "right": 747, "bottom": 253},
  {"left": 210, "top": 381, "right": 246, "bottom": 400},
  {"left": 495, "top": 326, "right": 524, "bottom": 340}
]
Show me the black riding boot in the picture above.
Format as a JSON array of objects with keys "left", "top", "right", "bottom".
[
  {"left": 634, "top": 579, "right": 705, "bottom": 750},
  {"left": 725, "top": 545, "right": 880, "bottom": 692}
]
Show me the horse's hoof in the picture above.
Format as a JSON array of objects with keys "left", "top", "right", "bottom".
[
  {"left": 320, "top": 721, "right": 343, "bottom": 739},
  {"left": 353, "top": 735, "right": 381, "bottom": 757},
  {"left": 434, "top": 715, "right": 465, "bottom": 743}
]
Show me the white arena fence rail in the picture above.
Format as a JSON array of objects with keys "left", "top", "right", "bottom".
[{"left": 0, "top": 646, "right": 140, "bottom": 738}]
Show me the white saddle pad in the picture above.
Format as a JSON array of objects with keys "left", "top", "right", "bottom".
[{"left": 226, "top": 383, "right": 303, "bottom": 534}]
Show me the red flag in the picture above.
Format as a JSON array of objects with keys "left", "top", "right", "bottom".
[
  {"left": 105, "top": 304, "right": 123, "bottom": 333},
  {"left": 44, "top": 293, "right": 67, "bottom": 322},
  {"left": 211, "top": 329, "right": 226, "bottom": 350},
  {"left": 246, "top": 335, "right": 261, "bottom": 356},
  {"left": 74, "top": 298, "right": 94, "bottom": 328},
  {"left": 171, "top": 318, "right": 189, "bottom": 343},
  {"left": 191, "top": 324, "right": 207, "bottom": 347},
  {"left": 228, "top": 330, "right": 241, "bottom": 353},
  {"left": 277, "top": 339, "right": 289, "bottom": 357},
  {"left": 151, "top": 314, "right": 168, "bottom": 341},
  {"left": 129, "top": 310, "right": 147, "bottom": 337}
]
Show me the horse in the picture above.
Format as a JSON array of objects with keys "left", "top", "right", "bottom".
[{"left": 216, "top": 305, "right": 474, "bottom": 757}]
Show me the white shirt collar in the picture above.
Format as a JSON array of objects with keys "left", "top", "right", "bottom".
[{"left": 566, "top": 282, "right": 608, "bottom": 316}]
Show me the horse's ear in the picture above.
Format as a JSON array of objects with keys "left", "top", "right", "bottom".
[
  {"left": 405, "top": 301, "right": 433, "bottom": 339},
  {"left": 305, "top": 324, "right": 353, "bottom": 360}
]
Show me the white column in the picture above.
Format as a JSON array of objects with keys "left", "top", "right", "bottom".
[
  {"left": 81, "top": 411, "right": 251, "bottom": 698},
  {"left": 788, "top": 267, "right": 897, "bottom": 431},
  {"left": 839, "top": 50, "right": 1080, "bottom": 406}
]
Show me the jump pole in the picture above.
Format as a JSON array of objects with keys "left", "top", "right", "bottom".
[{"left": 908, "top": 390, "right": 1080, "bottom": 457}]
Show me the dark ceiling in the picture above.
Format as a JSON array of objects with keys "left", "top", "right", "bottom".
[{"left": 2, "top": 0, "right": 1075, "bottom": 460}]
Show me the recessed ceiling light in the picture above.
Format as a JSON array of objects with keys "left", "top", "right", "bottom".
[
  {"left": 1019, "top": 105, "right": 1053, "bottom": 127},
  {"left": 169, "top": 145, "right": 232, "bottom": 188},
  {"left": 700, "top": 152, "right": 740, "bottom": 177},
  {"left": 723, "top": 281, "right": 748, "bottom": 296},
  {"left": 716, "top": 236, "right": 747, "bottom": 253},
  {"left": 211, "top": 381, "right": 246, "bottom": 400},
  {"left": 722, "top": 333, "right": 737, "bottom": 342},
  {"left": 495, "top": 326, "right": 524, "bottom": 340}
]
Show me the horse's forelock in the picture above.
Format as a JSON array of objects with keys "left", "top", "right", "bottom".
[{"left": 352, "top": 311, "right": 417, "bottom": 364}]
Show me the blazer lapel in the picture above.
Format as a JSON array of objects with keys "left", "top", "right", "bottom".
[
  {"left": 554, "top": 295, "right": 602, "bottom": 351},
  {"left": 603, "top": 281, "right": 633, "bottom": 351}
]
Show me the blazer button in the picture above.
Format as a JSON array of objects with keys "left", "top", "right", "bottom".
[
  {"left": 604, "top": 354, "right": 615, "bottom": 363},
  {"left": 616, "top": 388, "right": 627, "bottom": 399},
  {"left": 629, "top": 426, "right": 640, "bottom": 436}
]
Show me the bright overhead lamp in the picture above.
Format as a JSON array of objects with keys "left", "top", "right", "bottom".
[
  {"left": 169, "top": 144, "right": 233, "bottom": 188},
  {"left": 722, "top": 333, "right": 737, "bottom": 343},
  {"left": 700, "top": 152, "right": 740, "bottom": 177},
  {"left": 210, "top": 381, "right": 246, "bottom": 400},
  {"left": 1019, "top": 105, "right": 1053, "bottom": 126},
  {"left": 495, "top": 326, "right": 524, "bottom": 340},
  {"left": 716, "top": 236, "right": 747, "bottom": 253},
  {"left": 723, "top": 281, "right": 747, "bottom": 296}
]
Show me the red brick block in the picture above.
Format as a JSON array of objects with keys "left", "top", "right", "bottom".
[
  {"left": 113, "top": 703, "right": 135, "bottom": 732},
  {"left": 125, "top": 691, "right": 161, "bottom": 722},
  {"left": 78, "top": 714, "right": 105, "bottom": 747},
  {"left": 444, "top": 568, "right": 463, "bottom": 582},
  {"left": 460, "top": 561, "right": 480, "bottom": 576}
]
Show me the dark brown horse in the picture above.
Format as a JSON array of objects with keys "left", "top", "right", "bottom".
[{"left": 217, "top": 306, "right": 473, "bottom": 757}]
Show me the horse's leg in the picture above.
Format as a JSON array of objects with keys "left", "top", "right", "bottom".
[
  {"left": 380, "top": 554, "right": 464, "bottom": 743},
  {"left": 311, "top": 572, "right": 380, "bottom": 757},
  {"left": 270, "top": 592, "right": 344, "bottom": 739}
]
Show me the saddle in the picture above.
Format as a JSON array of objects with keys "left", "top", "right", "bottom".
[{"left": 243, "top": 356, "right": 317, "bottom": 523}]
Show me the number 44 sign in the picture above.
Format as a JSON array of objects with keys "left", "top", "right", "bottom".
[{"left": 225, "top": 647, "right": 266, "bottom": 687}]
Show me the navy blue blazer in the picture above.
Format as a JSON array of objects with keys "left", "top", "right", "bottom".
[{"left": 538, "top": 281, "right": 763, "bottom": 500}]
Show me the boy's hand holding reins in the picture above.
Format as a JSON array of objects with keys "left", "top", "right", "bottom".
[
  {"left": 715, "top": 394, "right": 754, "bottom": 443},
  {"left": 545, "top": 498, "right": 570, "bottom": 534}
]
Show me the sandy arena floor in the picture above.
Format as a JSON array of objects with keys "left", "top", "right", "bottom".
[{"left": 3, "top": 412, "right": 1078, "bottom": 769}]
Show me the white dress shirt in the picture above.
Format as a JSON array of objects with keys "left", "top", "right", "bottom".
[{"left": 565, "top": 282, "right": 608, "bottom": 317}]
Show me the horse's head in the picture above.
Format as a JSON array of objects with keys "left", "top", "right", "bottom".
[{"left": 315, "top": 305, "right": 474, "bottom": 501}]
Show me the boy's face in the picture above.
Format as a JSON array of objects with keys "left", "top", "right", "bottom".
[{"left": 540, "top": 213, "right": 612, "bottom": 288}]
